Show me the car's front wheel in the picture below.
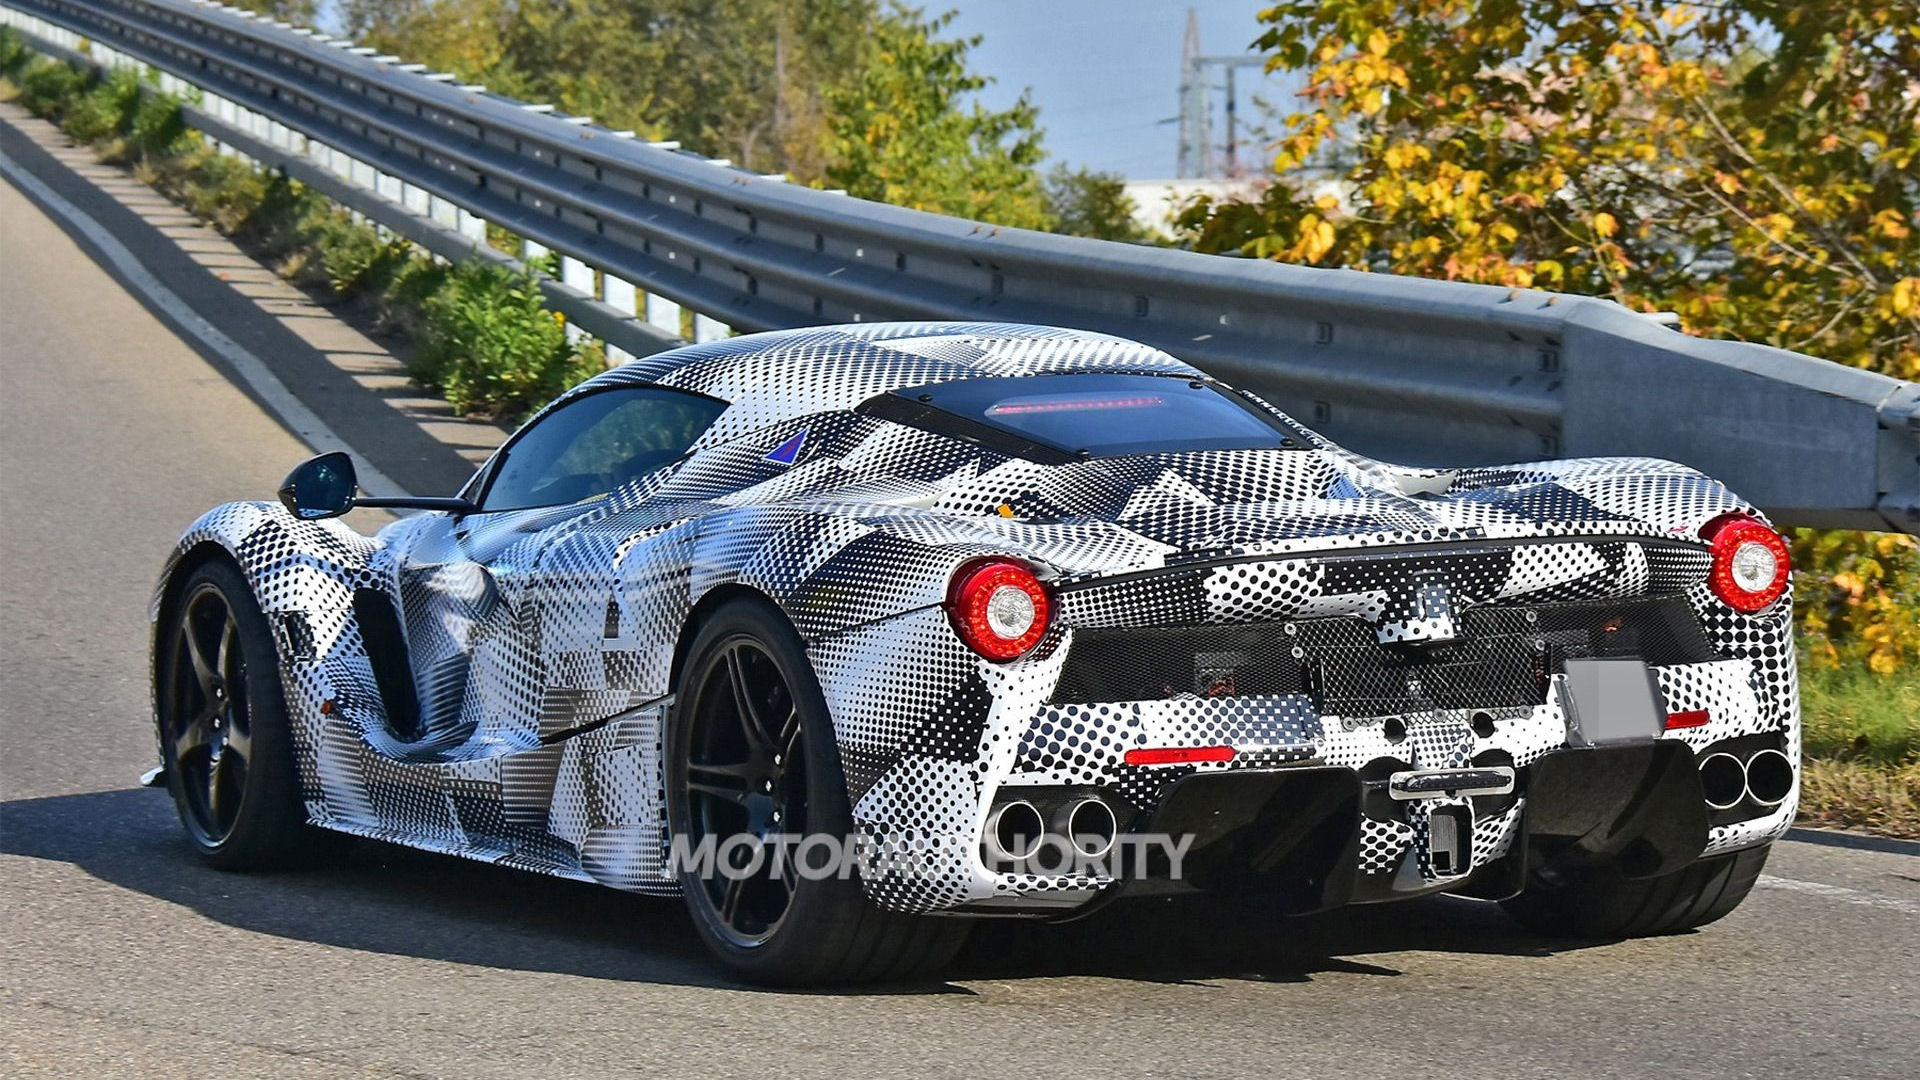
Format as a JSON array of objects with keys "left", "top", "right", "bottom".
[
  {"left": 1499, "top": 844, "right": 1770, "bottom": 938},
  {"left": 155, "top": 558, "right": 344, "bottom": 869},
  {"left": 666, "top": 598, "right": 969, "bottom": 985}
]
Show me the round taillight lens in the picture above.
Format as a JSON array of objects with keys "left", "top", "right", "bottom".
[
  {"left": 949, "top": 559, "right": 1051, "bottom": 661},
  {"left": 1702, "top": 515, "right": 1790, "bottom": 613}
]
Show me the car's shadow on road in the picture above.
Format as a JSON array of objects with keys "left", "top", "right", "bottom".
[{"left": 3, "top": 788, "right": 1611, "bottom": 995}]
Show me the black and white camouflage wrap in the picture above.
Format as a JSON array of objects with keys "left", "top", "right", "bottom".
[{"left": 153, "top": 323, "right": 1799, "bottom": 913}]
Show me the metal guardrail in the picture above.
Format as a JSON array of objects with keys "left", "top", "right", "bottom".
[{"left": 4, "top": 0, "right": 1915, "bottom": 533}]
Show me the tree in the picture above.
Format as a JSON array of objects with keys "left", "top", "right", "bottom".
[
  {"left": 339, "top": 3, "right": 1063, "bottom": 229},
  {"left": 344, "top": 0, "right": 521, "bottom": 97},
  {"left": 1178, "top": 0, "right": 1920, "bottom": 672},
  {"left": 1183, "top": 1, "right": 1917, "bottom": 381},
  {"left": 822, "top": 5, "right": 1049, "bottom": 228},
  {"left": 343, "top": 0, "right": 875, "bottom": 178},
  {"left": 226, "top": 0, "right": 318, "bottom": 22},
  {"left": 1044, "top": 165, "right": 1152, "bottom": 242}
]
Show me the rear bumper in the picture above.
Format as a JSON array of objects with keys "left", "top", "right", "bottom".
[
  {"left": 1115, "top": 741, "right": 1717, "bottom": 910},
  {"left": 950, "top": 736, "right": 1794, "bottom": 917},
  {"left": 828, "top": 584, "right": 1798, "bottom": 915}
]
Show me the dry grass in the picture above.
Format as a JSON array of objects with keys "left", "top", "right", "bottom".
[
  {"left": 1797, "top": 757, "right": 1920, "bottom": 838},
  {"left": 1796, "top": 663, "right": 1920, "bottom": 838}
]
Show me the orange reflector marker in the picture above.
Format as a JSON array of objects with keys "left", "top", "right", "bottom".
[
  {"left": 1665, "top": 709, "right": 1710, "bottom": 729},
  {"left": 1124, "top": 745, "right": 1236, "bottom": 766}
]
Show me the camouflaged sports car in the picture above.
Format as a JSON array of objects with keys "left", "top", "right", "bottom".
[{"left": 150, "top": 322, "right": 1798, "bottom": 984}]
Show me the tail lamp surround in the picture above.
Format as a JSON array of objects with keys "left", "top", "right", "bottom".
[
  {"left": 1702, "top": 514, "right": 1791, "bottom": 614},
  {"left": 949, "top": 559, "right": 1052, "bottom": 661}
]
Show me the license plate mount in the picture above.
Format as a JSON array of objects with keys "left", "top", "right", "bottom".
[{"left": 1560, "top": 658, "right": 1665, "bottom": 746}]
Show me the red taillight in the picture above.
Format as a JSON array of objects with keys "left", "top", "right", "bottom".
[
  {"left": 1664, "top": 709, "right": 1711, "bottom": 730},
  {"left": 1702, "top": 514, "right": 1791, "bottom": 613},
  {"left": 948, "top": 559, "right": 1051, "bottom": 661},
  {"left": 1124, "top": 746, "right": 1237, "bottom": 766}
]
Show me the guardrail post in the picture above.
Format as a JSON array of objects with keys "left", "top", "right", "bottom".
[
  {"left": 428, "top": 194, "right": 458, "bottom": 232},
  {"left": 399, "top": 181, "right": 428, "bottom": 217},
  {"left": 646, "top": 294, "right": 682, "bottom": 340},
  {"left": 560, "top": 256, "right": 594, "bottom": 345},
  {"left": 456, "top": 208, "right": 486, "bottom": 246},
  {"left": 603, "top": 275, "right": 639, "bottom": 365}
]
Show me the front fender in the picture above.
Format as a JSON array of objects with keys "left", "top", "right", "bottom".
[
  {"left": 150, "top": 502, "right": 386, "bottom": 768},
  {"left": 152, "top": 500, "right": 382, "bottom": 626}
]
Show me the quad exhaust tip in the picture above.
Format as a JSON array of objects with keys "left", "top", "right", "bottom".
[
  {"left": 1745, "top": 749, "right": 1795, "bottom": 807},
  {"left": 1698, "top": 752, "right": 1748, "bottom": 811},
  {"left": 984, "top": 795, "right": 1122, "bottom": 865},
  {"left": 986, "top": 801, "right": 1045, "bottom": 862},
  {"left": 1698, "top": 748, "right": 1795, "bottom": 811},
  {"left": 1063, "top": 797, "right": 1119, "bottom": 860}
]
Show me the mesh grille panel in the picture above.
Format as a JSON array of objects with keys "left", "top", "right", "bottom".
[
  {"left": 1052, "top": 594, "right": 1719, "bottom": 718},
  {"left": 1051, "top": 624, "right": 1311, "bottom": 704},
  {"left": 1308, "top": 619, "right": 1542, "bottom": 716}
]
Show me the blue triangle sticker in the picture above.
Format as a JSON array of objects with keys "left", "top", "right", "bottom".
[{"left": 765, "top": 429, "right": 807, "bottom": 466}]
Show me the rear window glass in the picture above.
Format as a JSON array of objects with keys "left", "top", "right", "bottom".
[{"left": 865, "top": 374, "right": 1300, "bottom": 460}]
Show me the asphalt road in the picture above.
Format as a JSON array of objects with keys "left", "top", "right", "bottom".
[{"left": 3, "top": 132, "right": 1918, "bottom": 1080}]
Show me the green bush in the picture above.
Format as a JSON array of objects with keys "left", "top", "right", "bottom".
[
  {"left": 222, "top": 171, "right": 312, "bottom": 261},
  {"left": 167, "top": 145, "right": 271, "bottom": 232},
  {"left": 382, "top": 255, "right": 451, "bottom": 340},
  {"left": 231, "top": 174, "right": 394, "bottom": 295},
  {"left": 0, "top": 27, "right": 28, "bottom": 78},
  {"left": 14, "top": 56, "right": 88, "bottom": 116},
  {"left": 317, "top": 224, "right": 412, "bottom": 299},
  {"left": 417, "top": 260, "right": 598, "bottom": 418},
  {"left": 4, "top": 31, "right": 606, "bottom": 420},
  {"left": 128, "top": 90, "right": 188, "bottom": 156},
  {"left": 61, "top": 67, "right": 143, "bottom": 142}
]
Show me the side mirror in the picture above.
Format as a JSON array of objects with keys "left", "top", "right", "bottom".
[
  {"left": 279, "top": 452, "right": 358, "bottom": 520},
  {"left": 276, "top": 452, "right": 478, "bottom": 519}
]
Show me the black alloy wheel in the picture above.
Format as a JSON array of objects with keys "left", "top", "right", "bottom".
[
  {"left": 156, "top": 559, "right": 345, "bottom": 869},
  {"left": 667, "top": 598, "right": 970, "bottom": 985},
  {"left": 681, "top": 636, "right": 810, "bottom": 945},
  {"left": 165, "top": 580, "right": 254, "bottom": 847}
]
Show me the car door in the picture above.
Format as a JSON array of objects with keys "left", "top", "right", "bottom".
[{"left": 386, "top": 384, "right": 728, "bottom": 755}]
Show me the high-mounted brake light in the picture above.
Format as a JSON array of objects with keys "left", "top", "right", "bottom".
[
  {"left": 948, "top": 559, "right": 1052, "bottom": 661},
  {"left": 985, "top": 394, "right": 1167, "bottom": 416},
  {"left": 1701, "top": 514, "right": 1791, "bottom": 613}
]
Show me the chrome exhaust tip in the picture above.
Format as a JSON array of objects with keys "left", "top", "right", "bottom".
[
  {"left": 1744, "top": 749, "right": 1795, "bottom": 807},
  {"left": 1699, "top": 752, "right": 1747, "bottom": 811},
  {"left": 1063, "top": 797, "right": 1119, "bottom": 860},
  {"left": 985, "top": 801, "right": 1045, "bottom": 862}
]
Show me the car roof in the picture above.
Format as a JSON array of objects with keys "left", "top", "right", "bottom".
[{"left": 565, "top": 322, "right": 1200, "bottom": 447}]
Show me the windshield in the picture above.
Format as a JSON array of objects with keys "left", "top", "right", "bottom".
[{"left": 863, "top": 373, "right": 1302, "bottom": 460}]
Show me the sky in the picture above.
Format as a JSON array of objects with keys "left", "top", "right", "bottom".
[{"left": 942, "top": 1, "right": 1285, "bottom": 179}]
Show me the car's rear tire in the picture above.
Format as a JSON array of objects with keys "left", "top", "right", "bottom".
[
  {"left": 156, "top": 558, "right": 347, "bottom": 870},
  {"left": 1499, "top": 844, "right": 1769, "bottom": 938},
  {"left": 666, "top": 597, "right": 970, "bottom": 985}
]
